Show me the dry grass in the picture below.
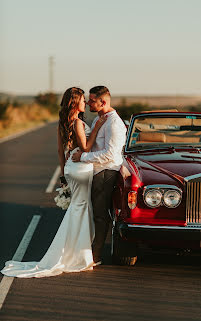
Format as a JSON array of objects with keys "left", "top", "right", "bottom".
[
  {"left": 112, "top": 95, "right": 201, "bottom": 108},
  {"left": 0, "top": 103, "right": 58, "bottom": 138}
]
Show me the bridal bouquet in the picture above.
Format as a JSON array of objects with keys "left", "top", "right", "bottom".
[{"left": 54, "top": 185, "right": 71, "bottom": 210}]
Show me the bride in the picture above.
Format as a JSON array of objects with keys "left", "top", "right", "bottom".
[{"left": 1, "top": 87, "right": 106, "bottom": 278}]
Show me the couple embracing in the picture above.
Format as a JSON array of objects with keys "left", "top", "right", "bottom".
[{"left": 1, "top": 86, "right": 126, "bottom": 278}]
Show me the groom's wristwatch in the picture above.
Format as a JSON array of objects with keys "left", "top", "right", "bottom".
[{"left": 60, "top": 176, "right": 67, "bottom": 184}]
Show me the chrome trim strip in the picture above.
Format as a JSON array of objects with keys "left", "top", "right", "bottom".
[
  {"left": 184, "top": 173, "right": 201, "bottom": 182},
  {"left": 125, "top": 115, "right": 134, "bottom": 152},
  {"left": 144, "top": 184, "right": 182, "bottom": 192},
  {"left": 127, "top": 224, "right": 201, "bottom": 230},
  {"left": 186, "top": 180, "right": 201, "bottom": 224},
  {"left": 186, "top": 181, "right": 190, "bottom": 222}
]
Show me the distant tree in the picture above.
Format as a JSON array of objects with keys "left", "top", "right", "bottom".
[
  {"left": 35, "top": 92, "right": 57, "bottom": 106},
  {"left": 0, "top": 100, "right": 9, "bottom": 119},
  {"left": 35, "top": 92, "right": 59, "bottom": 114},
  {"left": 187, "top": 104, "right": 201, "bottom": 112},
  {"left": 115, "top": 102, "right": 148, "bottom": 120},
  {"left": 13, "top": 100, "right": 21, "bottom": 107}
]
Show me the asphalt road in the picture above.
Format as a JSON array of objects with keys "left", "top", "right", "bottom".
[{"left": 1, "top": 122, "right": 201, "bottom": 321}]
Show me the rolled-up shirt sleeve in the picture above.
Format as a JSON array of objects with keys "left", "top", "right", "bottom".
[{"left": 81, "top": 119, "right": 126, "bottom": 164}]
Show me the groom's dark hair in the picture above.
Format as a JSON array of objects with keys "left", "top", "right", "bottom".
[{"left": 89, "top": 86, "right": 110, "bottom": 98}]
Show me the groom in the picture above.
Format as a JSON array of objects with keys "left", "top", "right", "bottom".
[{"left": 72, "top": 86, "right": 126, "bottom": 265}]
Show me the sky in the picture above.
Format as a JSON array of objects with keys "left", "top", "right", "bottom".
[{"left": 1, "top": 0, "right": 201, "bottom": 96}]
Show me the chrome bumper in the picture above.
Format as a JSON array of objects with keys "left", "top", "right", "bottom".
[{"left": 118, "top": 223, "right": 201, "bottom": 241}]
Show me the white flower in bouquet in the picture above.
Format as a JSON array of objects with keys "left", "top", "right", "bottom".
[{"left": 54, "top": 185, "right": 71, "bottom": 210}]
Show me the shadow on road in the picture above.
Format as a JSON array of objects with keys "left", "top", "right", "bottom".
[{"left": 0, "top": 201, "right": 65, "bottom": 269}]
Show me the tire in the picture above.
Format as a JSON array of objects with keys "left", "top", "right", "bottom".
[{"left": 111, "top": 225, "right": 137, "bottom": 266}]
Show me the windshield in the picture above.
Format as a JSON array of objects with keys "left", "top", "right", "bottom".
[{"left": 127, "top": 114, "right": 201, "bottom": 150}]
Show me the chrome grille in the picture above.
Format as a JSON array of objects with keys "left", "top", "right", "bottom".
[{"left": 186, "top": 180, "right": 201, "bottom": 224}]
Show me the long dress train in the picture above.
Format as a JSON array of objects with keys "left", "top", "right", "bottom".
[{"left": 1, "top": 148, "right": 95, "bottom": 278}]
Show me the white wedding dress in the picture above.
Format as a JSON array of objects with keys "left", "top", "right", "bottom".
[{"left": 1, "top": 147, "right": 95, "bottom": 278}]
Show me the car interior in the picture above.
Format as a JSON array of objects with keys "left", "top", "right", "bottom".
[{"left": 129, "top": 116, "right": 201, "bottom": 146}]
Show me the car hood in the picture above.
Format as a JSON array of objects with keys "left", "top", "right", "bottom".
[{"left": 128, "top": 147, "right": 201, "bottom": 187}]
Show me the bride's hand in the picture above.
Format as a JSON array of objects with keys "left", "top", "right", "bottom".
[
  {"left": 72, "top": 150, "right": 83, "bottom": 162},
  {"left": 95, "top": 115, "right": 107, "bottom": 129}
]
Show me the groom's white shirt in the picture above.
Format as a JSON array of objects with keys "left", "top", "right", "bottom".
[{"left": 81, "top": 110, "right": 127, "bottom": 175}]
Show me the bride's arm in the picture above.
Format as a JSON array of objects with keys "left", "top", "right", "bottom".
[
  {"left": 74, "top": 117, "right": 106, "bottom": 152},
  {"left": 57, "top": 125, "right": 65, "bottom": 175}
]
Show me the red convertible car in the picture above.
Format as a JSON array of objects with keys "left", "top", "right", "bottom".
[{"left": 112, "top": 111, "right": 201, "bottom": 265}]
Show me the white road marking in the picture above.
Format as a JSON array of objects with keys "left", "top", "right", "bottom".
[
  {"left": 46, "top": 165, "right": 60, "bottom": 193},
  {"left": 0, "top": 120, "right": 58, "bottom": 144},
  {"left": 0, "top": 215, "right": 41, "bottom": 310}
]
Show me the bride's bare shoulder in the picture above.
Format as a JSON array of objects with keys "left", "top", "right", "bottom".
[
  {"left": 73, "top": 118, "right": 85, "bottom": 131},
  {"left": 74, "top": 118, "right": 82, "bottom": 125}
]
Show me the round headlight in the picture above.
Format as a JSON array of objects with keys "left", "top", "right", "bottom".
[
  {"left": 163, "top": 190, "right": 181, "bottom": 208},
  {"left": 144, "top": 189, "right": 162, "bottom": 208}
]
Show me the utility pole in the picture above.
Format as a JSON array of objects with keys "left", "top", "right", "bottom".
[{"left": 49, "top": 56, "right": 54, "bottom": 93}]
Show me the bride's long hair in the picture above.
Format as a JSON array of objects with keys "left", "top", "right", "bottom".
[{"left": 59, "top": 87, "right": 84, "bottom": 150}]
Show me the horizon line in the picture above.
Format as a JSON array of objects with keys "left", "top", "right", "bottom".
[{"left": 1, "top": 91, "right": 201, "bottom": 98}]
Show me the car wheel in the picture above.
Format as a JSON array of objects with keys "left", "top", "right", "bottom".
[{"left": 111, "top": 224, "right": 137, "bottom": 266}]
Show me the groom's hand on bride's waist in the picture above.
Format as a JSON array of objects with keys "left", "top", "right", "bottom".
[{"left": 72, "top": 150, "right": 83, "bottom": 162}]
